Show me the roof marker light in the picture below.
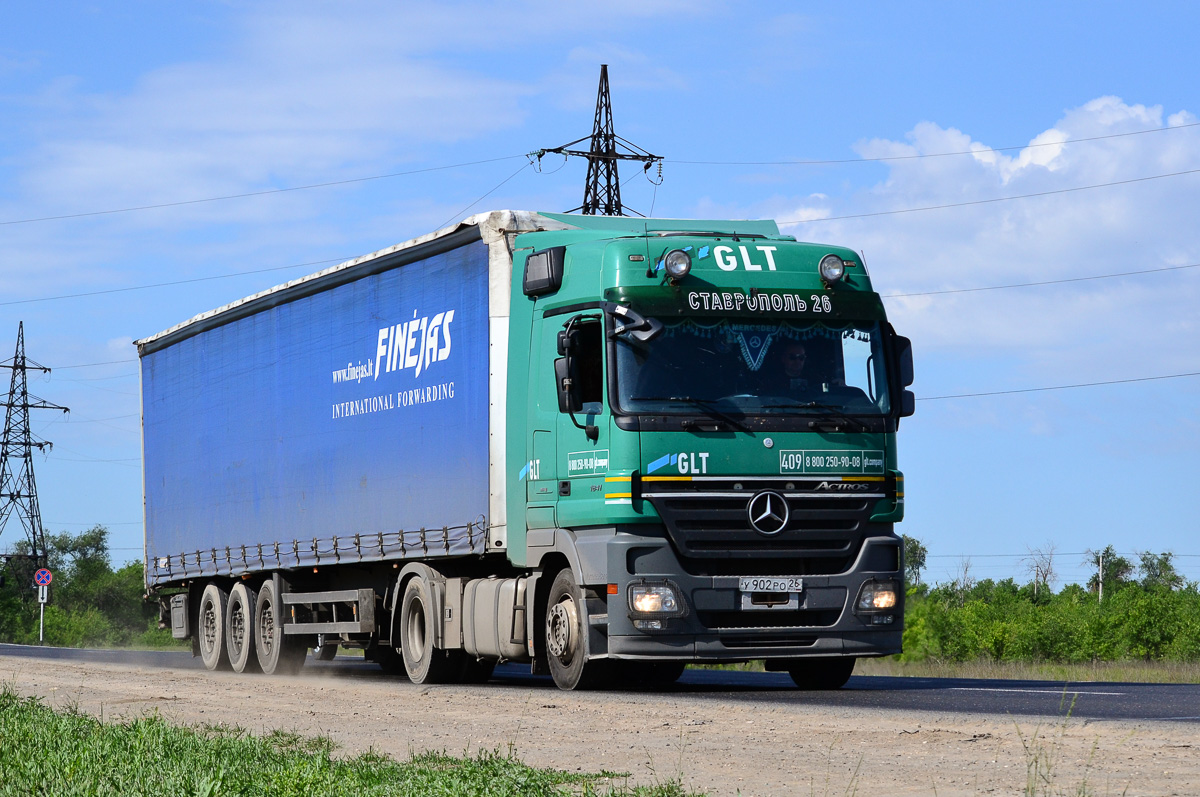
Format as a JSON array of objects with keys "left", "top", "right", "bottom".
[
  {"left": 819, "top": 254, "right": 846, "bottom": 283},
  {"left": 664, "top": 249, "right": 691, "bottom": 279}
]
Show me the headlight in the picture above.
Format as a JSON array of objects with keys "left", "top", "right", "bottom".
[
  {"left": 628, "top": 581, "right": 686, "bottom": 617},
  {"left": 663, "top": 249, "right": 692, "bottom": 279},
  {"left": 856, "top": 581, "right": 898, "bottom": 612},
  {"left": 818, "top": 254, "right": 845, "bottom": 283}
]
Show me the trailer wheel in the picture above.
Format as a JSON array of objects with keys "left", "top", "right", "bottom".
[
  {"left": 226, "top": 582, "right": 262, "bottom": 674},
  {"left": 544, "top": 569, "right": 607, "bottom": 690},
  {"left": 198, "top": 584, "right": 231, "bottom": 671},
  {"left": 786, "top": 657, "right": 856, "bottom": 690},
  {"left": 254, "top": 579, "right": 305, "bottom": 675},
  {"left": 399, "top": 576, "right": 462, "bottom": 684}
]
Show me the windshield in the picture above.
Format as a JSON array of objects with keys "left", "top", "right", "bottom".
[{"left": 615, "top": 317, "right": 892, "bottom": 416}]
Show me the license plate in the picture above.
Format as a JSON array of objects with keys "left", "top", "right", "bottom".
[{"left": 738, "top": 576, "right": 803, "bottom": 593}]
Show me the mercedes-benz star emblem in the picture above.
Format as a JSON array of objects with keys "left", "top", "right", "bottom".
[{"left": 747, "top": 490, "right": 789, "bottom": 535}]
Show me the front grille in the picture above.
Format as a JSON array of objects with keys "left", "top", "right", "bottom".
[
  {"left": 697, "top": 609, "right": 841, "bottom": 629},
  {"left": 645, "top": 484, "right": 880, "bottom": 564},
  {"left": 720, "top": 635, "right": 818, "bottom": 649}
]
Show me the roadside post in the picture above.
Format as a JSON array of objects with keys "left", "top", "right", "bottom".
[{"left": 34, "top": 568, "right": 52, "bottom": 644}]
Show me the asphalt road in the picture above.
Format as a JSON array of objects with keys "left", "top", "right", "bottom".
[{"left": 4, "top": 642, "right": 1197, "bottom": 723}]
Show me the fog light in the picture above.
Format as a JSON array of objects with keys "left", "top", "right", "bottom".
[
  {"left": 871, "top": 614, "right": 895, "bottom": 625},
  {"left": 633, "top": 619, "right": 664, "bottom": 631},
  {"left": 818, "top": 254, "right": 845, "bottom": 283},
  {"left": 857, "top": 581, "right": 898, "bottom": 612}
]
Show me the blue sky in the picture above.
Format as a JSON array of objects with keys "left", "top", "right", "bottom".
[{"left": 2, "top": 1, "right": 1198, "bottom": 587}]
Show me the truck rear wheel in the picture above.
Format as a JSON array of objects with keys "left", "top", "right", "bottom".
[
  {"left": 786, "top": 657, "right": 856, "bottom": 690},
  {"left": 544, "top": 569, "right": 608, "bottom": 690},
  {"left": 254, "top": 579, "right": 305, "bottom": 675},
  {"left": 198, "top": 584, "right": 231, "bottom": 671},
  {"left": 399, "top": 576, "right": 463, "bottom": 684},
  {"left": 226, "top": 583, "right": 262, "bottom": 673}
]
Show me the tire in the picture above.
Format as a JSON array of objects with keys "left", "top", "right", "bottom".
[
  {"left": 197, "top": 584, "right": 231, "bottom": 671},
  {"left": 312, "top": 634, "right": 339, "bottom": 661},
  {"left": 399, "top": 576, "right": 463, "bottom": 684},
  {"left": 544, "top": 569, "right": 608, "bottom": 690},
  {"left": 254, "top": 579, "right": 306, "bottom": 675},
  {"left": 226, "top": 582, "right": 261, "bottom": 674},
  {"left": 786, "top": 657, "right": 856, "bottom": 690}
]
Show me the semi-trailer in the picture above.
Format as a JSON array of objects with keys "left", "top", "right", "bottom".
[{"left": 138, "top": 209, "right": 914, "bottom": 690}]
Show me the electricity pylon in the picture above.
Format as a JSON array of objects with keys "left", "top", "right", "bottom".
[
  {"left": 0, "top": 322, "right": 68, "bottom": 575},
  {"left": 532, "top": 64, "right": 662, "bottom": 216}
]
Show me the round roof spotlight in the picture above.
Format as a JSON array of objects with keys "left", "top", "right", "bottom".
[
  {"left": 819, "top": 254, "right": 846, "bottom": 283},
  {"left": 664, "top": 249, "right": 692, "bottom": 279}
]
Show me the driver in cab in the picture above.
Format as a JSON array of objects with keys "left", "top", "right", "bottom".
[{"left": 760, "top": 340, "right": 818, "bottom": 399}]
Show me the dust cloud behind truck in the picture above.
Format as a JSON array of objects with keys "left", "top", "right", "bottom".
[{"left": 139, "top": 209, "right": 914, "bottom": 690}]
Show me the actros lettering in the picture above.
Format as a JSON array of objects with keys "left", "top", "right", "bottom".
[{"left": 373, "top": 309, "right": 455, "bottom": 380}]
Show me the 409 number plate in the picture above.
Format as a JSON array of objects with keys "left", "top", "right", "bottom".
[{"left": 738, "top": 576, "right": 804, "bottom": 593}]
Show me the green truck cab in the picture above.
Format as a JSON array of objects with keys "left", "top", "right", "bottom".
[{"left": 507, "top": 213, "right": 914, "bottom": 689}]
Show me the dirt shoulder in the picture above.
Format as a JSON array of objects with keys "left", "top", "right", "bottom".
[{"left": 2, "top": 654, "right": 1195, "bottom": 796}]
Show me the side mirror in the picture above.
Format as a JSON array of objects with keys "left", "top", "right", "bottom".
[
  {"left": 523, "top": 246, "right": 566, "bottom": 297},
  {"left": 900, "top": 389, "right": 915, "bottom": 418},
  {"left": 554, "top": 357, "right": 580, "bottom": 414},
  {"left": 895, "top": 335, "right": 914, "bottom": 388}
]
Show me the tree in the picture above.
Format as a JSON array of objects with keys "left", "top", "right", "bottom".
[
  {"left": 1084, "top": 545, "right": 1133, "bottom": 599},
  {"left": 1138, "top": 551, "right": 1183, "bottom": 591},
  {"left": 1023, "top": 543, "right": 1057, "bottom": 600},
  {"left": 902, "top": 535, "right": 927, "bottom": 586}
]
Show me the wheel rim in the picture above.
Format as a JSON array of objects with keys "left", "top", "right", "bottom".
[
  {"left": 405, "top": 598, "right": 426, "bottom": 664},
  {"left": 546, "top": 596, "right": 579, "bottom": 664},
  {"left": 201, "top": 599, "right": 218, "bottom": 655},
  {"left": 258, "top": 598, "right": 275, "bottom": 658},
  {"left": 229, "top": 601, "right": 245, "bottom": 658}
]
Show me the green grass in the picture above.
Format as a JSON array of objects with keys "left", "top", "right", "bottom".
[{"left": 0, "top": 687, "right": 697, "bottom": 797}]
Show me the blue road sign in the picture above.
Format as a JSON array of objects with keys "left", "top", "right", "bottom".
[{"left": 34, "top": 568, "right": 52, "bottom": 586}]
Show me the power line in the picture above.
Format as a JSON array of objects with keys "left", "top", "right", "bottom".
[
  {"left": 0, "top": 155, "right": 526, "bottom": 227},
  {"left": 436, "top": 161, "right": 531, "bottom": 230},
  {"left": 884, "top": 262, "right": 1200, "bottom": 298},
  {"left": 0, "top": 257, "right": 346, "bottom": 307},
  {"left": 671, "top": 121, "right": 1200, "bottom": 166},
  {"left": 778, "top": 166, "right": 1200, "bottom": 225},
  {"left": 919, "top": 371, "right": 1200, "bottom": 401},
  {"left": 53, "top": 359, "right": 136, "bottom": 370}
]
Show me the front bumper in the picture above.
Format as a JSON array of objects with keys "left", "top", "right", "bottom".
[{"left": 603, "top": 528, "right": 904, "bottom": 661}]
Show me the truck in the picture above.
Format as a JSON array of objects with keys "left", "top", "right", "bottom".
[{"left": 138, "top": 209, "right": 915, "bottom": 690}]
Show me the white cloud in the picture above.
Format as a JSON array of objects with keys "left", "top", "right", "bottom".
[{"left": 772, "top": 97, "right": 1200, "bottom": 391}]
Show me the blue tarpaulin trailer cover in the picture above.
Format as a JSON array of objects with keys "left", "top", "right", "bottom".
[{"left": 137, "top": 212, "right": 556, "bottom": 587}]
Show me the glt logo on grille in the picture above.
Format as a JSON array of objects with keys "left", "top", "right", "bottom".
[{"left": 747, "top": 491, "right": 789, "bottom": 535}]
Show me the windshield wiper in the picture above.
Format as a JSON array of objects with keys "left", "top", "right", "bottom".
[
  {"left": 762, "top": 400, "right": 869, "bottom": 432},
  {"left": 630, "top": 395, "right": 751, "bottom": 432}
]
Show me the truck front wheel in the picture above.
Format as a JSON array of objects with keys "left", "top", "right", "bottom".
[
  {"left": 544, "top": 569, "right": 608, "bottom": 690},
  {"left": 399, "top": 576, "right": 463, "bottom": 684},
  {"left": 198, "top": 584, "right": 231, "bottom": 671},
  {"left": 254, "top": 579, "right": 306, "bottom": 675}
]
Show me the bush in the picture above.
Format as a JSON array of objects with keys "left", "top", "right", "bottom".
[
  {"left": 0, "top": 526, "right": 182, "bottom": 649},
  {"left": 902, "top": 577, "right": 1200, "bottom": 664}
]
